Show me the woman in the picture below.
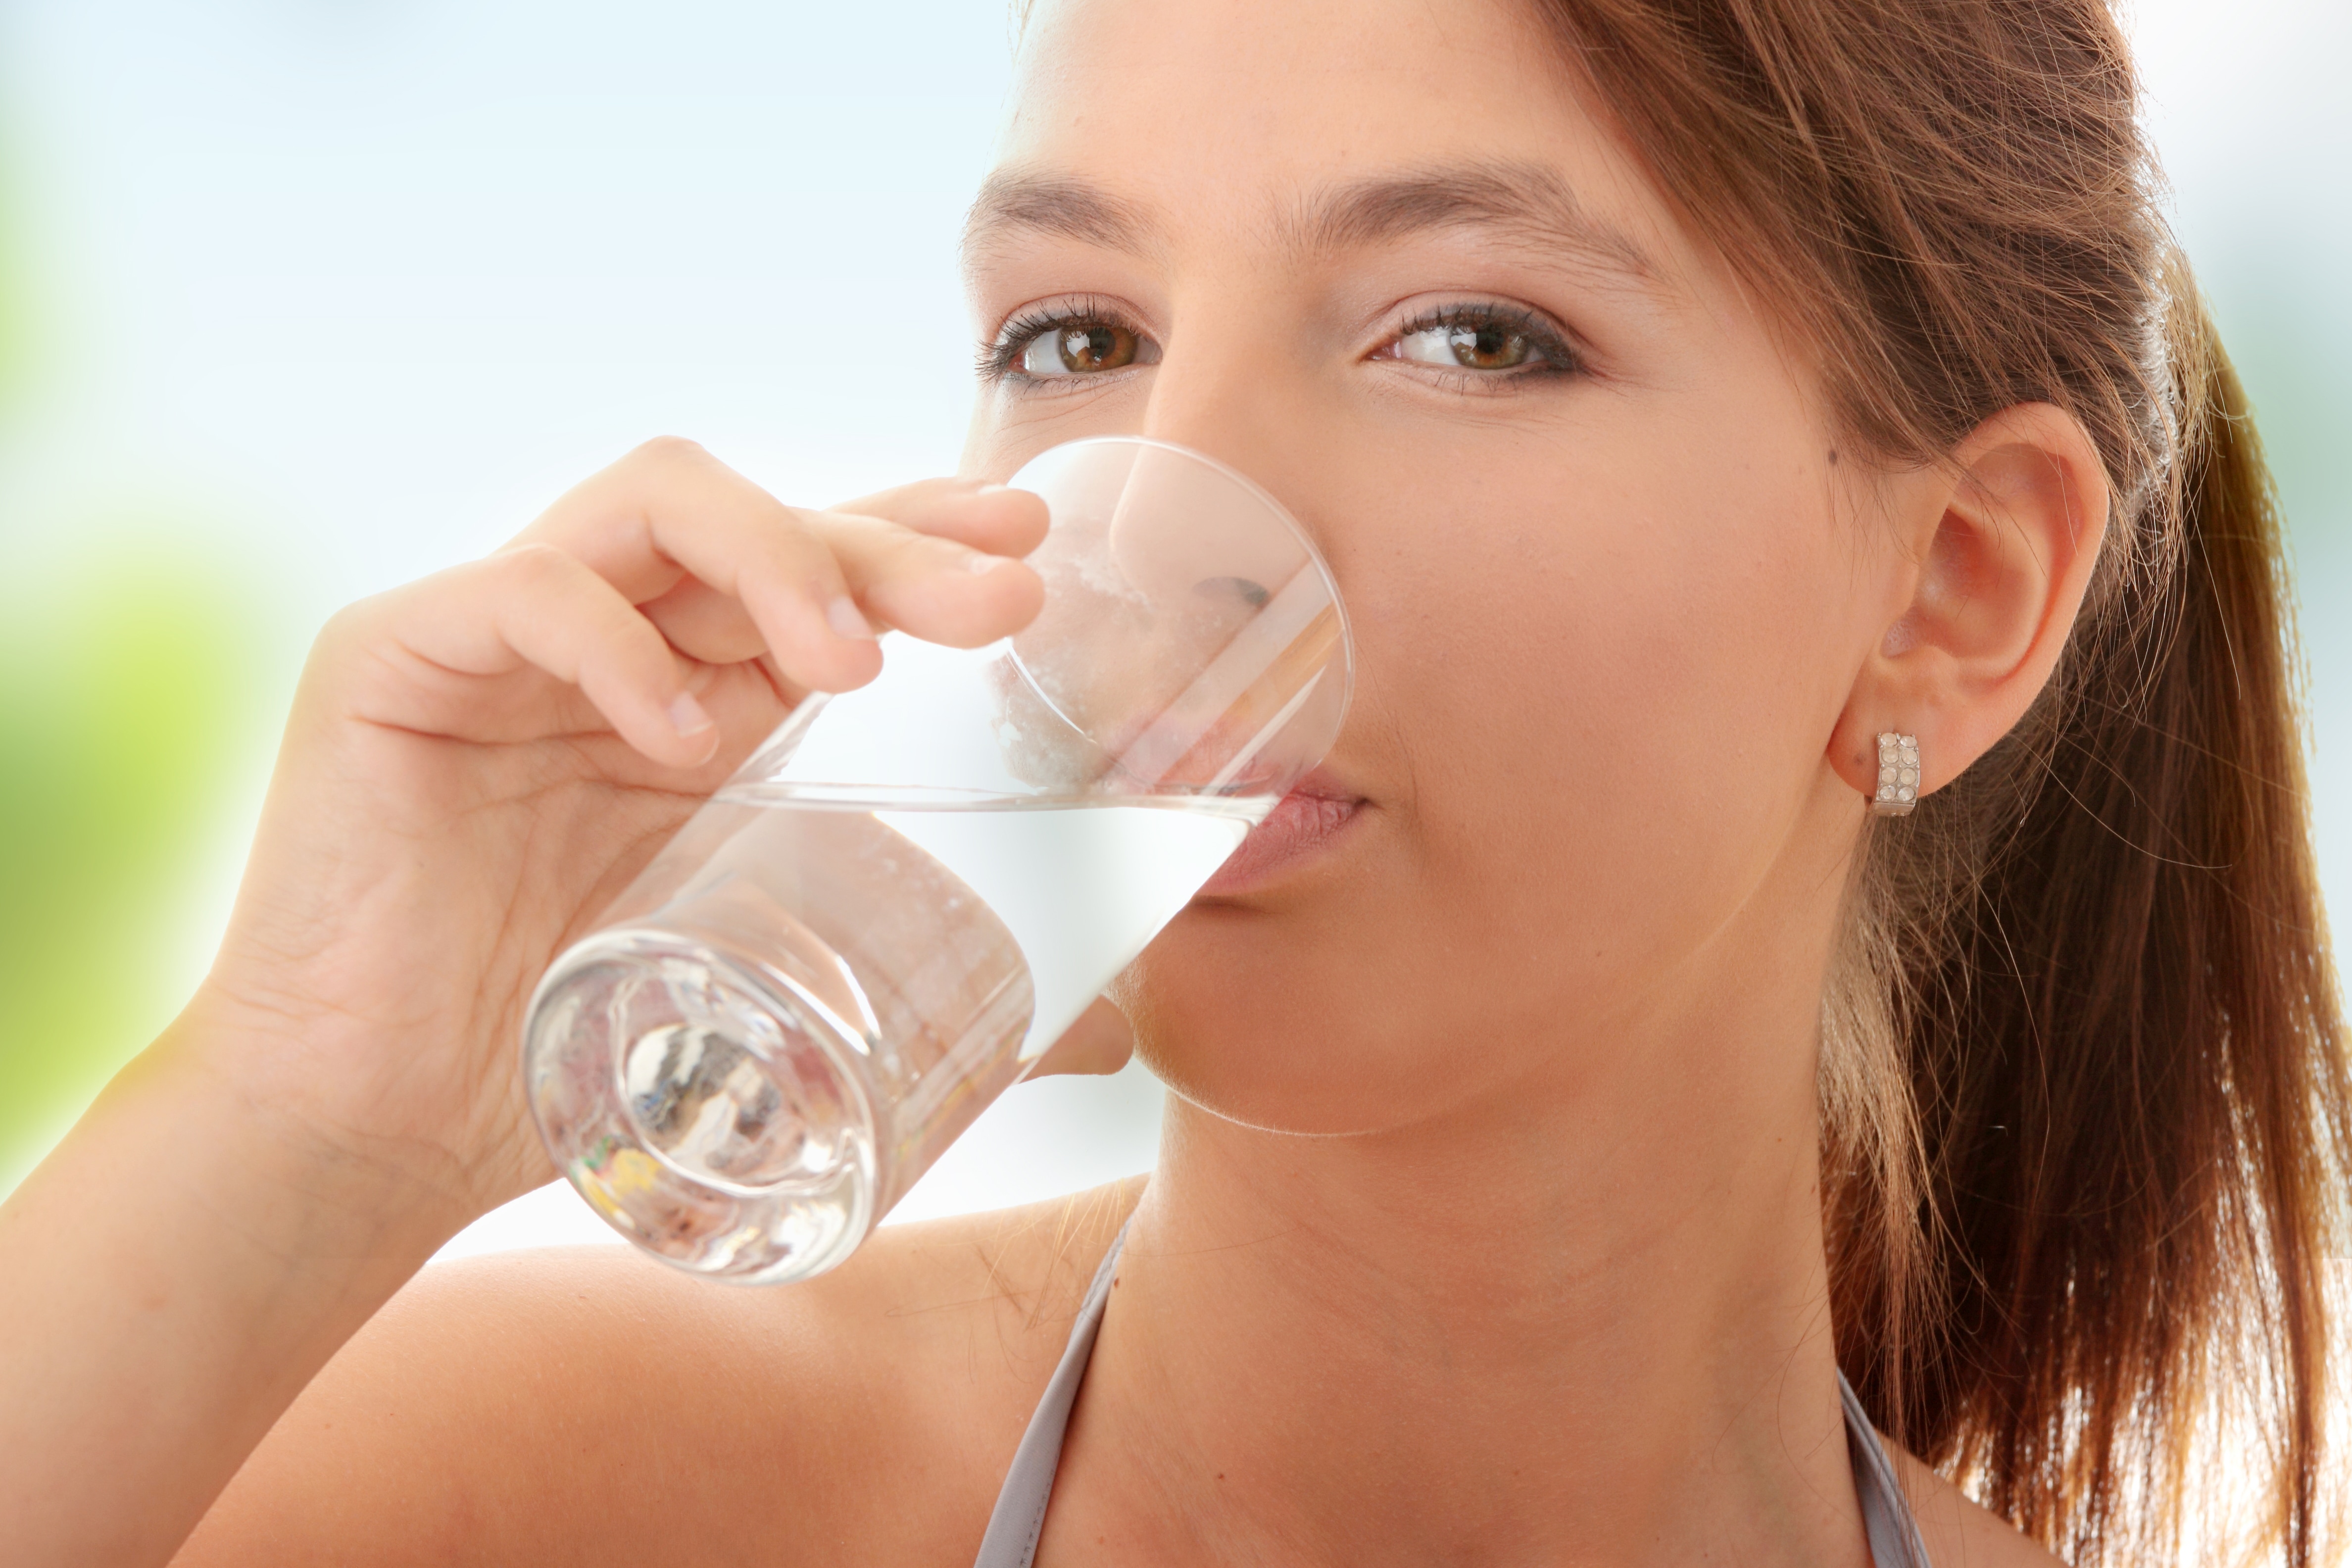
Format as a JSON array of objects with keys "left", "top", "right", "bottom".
[{"left": 3, "top": 0, "right": 2342, "bottom": 1562}]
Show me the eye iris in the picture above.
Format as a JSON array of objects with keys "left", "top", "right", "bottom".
[
  {"left": 1057, "top": 324, "right": 1134, "bottom": 372},
  {"left": 1448, "top": 323, "right": 1528, "bottom": 370}
]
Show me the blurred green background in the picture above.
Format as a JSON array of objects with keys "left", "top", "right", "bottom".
[
  {"left": 0, "top": 0, "right": 2344, "bottom": 1232},
  {"left": 0, "top": 120, "right": 267, "bottom": 1186},
  {"left": 0, "top": 544, "right": 258, "bottom": 1182}
]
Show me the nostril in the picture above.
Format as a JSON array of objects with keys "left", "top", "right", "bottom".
[{"left": 1196, "top": 575, "right": 1271, "bottom": 608}]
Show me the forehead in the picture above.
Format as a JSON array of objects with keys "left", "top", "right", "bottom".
[{"left": 992, "top": 0, "right": 1693, "bottom": 278}]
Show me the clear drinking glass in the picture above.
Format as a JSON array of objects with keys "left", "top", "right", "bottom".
[{"left": 521, "top": 437, "right": 1353, "bottom": 1284}]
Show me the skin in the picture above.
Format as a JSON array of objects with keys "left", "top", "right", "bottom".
[{"left": 0, "top": 0, "right": 2114, "bottom": 1563}]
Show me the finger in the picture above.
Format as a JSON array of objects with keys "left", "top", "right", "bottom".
[
  {"left": 628, "top": 506, "right": 1039, "bottom": 665},
  {"left": 517, "top": 439, "right": 885, "bottom": 696},
  {"left": 639, "top": 576, "right": 768, "bottom": 666},
  {"left": 520, "top": 441, "right": 1036, "bottom": 693},
  {"left": 533, "top": 439, "right": 1040, "bottom": 660},
  {"left": 833, "top": 478, "right": 1051, "bottom": 559},
  {"left": 1027, "top": 997, "right": 1136, "bottom": 1079},
  {"left": 635, "top": 527, "right": 1035, "bottom": 667},
  {"left": 370, "top": 544, "right": 722, "bottom": 769},
  {"left": 815, "top": 509, "right": 1047, "bottom": 648}
]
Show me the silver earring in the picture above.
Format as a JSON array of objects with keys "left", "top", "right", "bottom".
[{"left": 1871, "top": 732, "right": 1921, "bottom": 816}]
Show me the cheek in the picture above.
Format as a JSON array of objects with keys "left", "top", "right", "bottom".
[
  {"left": 1405, "top": 431, "right": 1848, "bottom": 917},
  {"left": 1120, "top": 408, "right": 1858, "bottom": 1133}
]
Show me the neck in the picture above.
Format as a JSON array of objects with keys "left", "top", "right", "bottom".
[{"left": 1057, "top": 953, "right": 1876, "bottom": 1567}]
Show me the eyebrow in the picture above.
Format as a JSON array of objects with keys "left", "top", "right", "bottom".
[
  {"left": 963, "top": 160, "right": 1658, "bottom": 285},
  {"left": 963, "top": 172, "right": 1166, "bottom": 258},
  {"left": 1300, "top": 163, "right": 1657, "bottom": 282}
]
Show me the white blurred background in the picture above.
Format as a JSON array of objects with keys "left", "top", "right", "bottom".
[{"left": 0, "top": 0, "right": 2342, "bottom": 1274}]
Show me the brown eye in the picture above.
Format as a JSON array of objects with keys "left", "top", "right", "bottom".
[
  {"left": 1020, "top": 322, "right": 1142, "bottom": 375},
  {"left": 1445, "top": 322, "right": 1529, "bottom": 370},
  {"left": 1387, "top": 309, "right": 1568, "bottom": 377}
]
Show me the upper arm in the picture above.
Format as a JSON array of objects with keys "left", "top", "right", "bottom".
[
  {"left": 173, "top": 1246, "right": 843, "bottom": 1566},
  {"left": 169, "top": 1192, "right": 1127, "bottom": 1568}
]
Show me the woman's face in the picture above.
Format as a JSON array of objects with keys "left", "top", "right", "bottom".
[{"left": 961, "top": 0, "right": 1891, "bottom": 1133}]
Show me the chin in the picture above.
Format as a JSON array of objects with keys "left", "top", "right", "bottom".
[{"left": 1111, "top": 903, "right": 1491, "bottom": 1138}]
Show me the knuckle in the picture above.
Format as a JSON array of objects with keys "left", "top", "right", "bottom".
[
  {"left": 761, "top": 502, "right": 823, "bottom": 550},
  {"left": 494, "top": 540, "right": 579, "bottom": 588},
  {"left": 313, "top": 597, "right": 377, "bottom": 658},
  {"left": 628, "top": 434, "right": 710, "bottom": 471}
]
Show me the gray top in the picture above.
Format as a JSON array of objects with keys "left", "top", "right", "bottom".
[{"left": 973, "top": 1222, "right": 1932, "bottom": 1568}]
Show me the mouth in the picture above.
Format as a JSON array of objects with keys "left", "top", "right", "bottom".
[{"left": 1196, "top": 770, "right": 1364, "bottom": 897}]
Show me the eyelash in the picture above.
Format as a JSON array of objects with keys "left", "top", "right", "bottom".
[
  {"left": 979, "top": 295, "right": 1139, "bottom": 384},
  {"left": 1384, "top": 302, "right": 1585, "bottom": 385},
  {"left": 978, "top": 297, "right": 1586, "bottom": 387}
]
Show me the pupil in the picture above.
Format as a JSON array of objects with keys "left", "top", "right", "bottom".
[
  {"left": 1061, "top": 325, "right": 1124, "bottom": 371},
  {"left": 1451, "top": 324, "right": 1523, "bottom": 369}
]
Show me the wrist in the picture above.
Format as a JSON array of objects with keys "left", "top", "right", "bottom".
[
  {"left": 0, "top": 1010, "right": 472, "bottom": 1563},
  {"left": 136, "top": 1003, "right": 485, "bottom": 1260}
]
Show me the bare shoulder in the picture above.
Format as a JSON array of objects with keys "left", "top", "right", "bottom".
[
  {"left": 177, "top": 1179, "right": 1144, "bottom": 1567},
  {"left": 1882, "top": 1437, "right": 2069, "bottom": 1568}
]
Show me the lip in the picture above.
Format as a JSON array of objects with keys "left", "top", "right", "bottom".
[{"left": 1196, "top": 769, "right": 1364, "bottom": 897}]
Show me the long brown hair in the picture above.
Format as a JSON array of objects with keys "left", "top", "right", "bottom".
[{"left": 1522, "top": 0, "right": 2351, "bottom": 1561}]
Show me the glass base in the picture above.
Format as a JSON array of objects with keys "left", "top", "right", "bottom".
[{"left": 523, "top": 928, "right": 878, "bottom": 1284}]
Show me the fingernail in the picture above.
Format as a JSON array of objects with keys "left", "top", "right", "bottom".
[
  {"left": 667, "top": 691, "right": 716, "bottom": 738},
  {"left": 976, "top": 482, "right": 1011, "bottom": 494},
  {"left": 827, "top": 594, "right": 877, "bottom": 639}
]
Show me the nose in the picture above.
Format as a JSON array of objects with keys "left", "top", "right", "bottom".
[
  {"left": 1001, "top": 431, "right": 1352, "bottom": 795},
  {"left": 1129, "top": 294, "right": 1328, "bottom": 544},
  {"left": 1104, "top": 438, "right": 1308, "bottom": 614}
]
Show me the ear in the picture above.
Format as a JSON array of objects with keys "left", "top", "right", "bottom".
[{"left": 1828, "top": 403, "right": 2110, "bottom": 802}]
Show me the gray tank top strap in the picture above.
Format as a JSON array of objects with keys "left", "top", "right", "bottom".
[
  {"left": 1842, "top": 1369, "right": 1934, "bottom": 1568},
  {"left": 971, "top": 1219, "right": 1132, "bottom": 1568},
  {"left": 972, "top": 1221, "right": 1933, "bottom": 1568}
]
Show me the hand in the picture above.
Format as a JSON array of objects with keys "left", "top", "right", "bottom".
[
  {"left": 0, "top": 440, "right": 1149, "bottom": 1566},
  {"left": 181, "top": 438, "right": 1074, "bottom": 1229}
]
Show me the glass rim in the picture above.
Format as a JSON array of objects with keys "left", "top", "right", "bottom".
[{"left": 1005, "top": 433, "right": 1358, "bottom": 748}]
